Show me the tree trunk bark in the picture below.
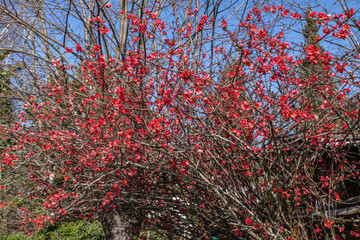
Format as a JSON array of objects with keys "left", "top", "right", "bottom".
[{"left": 100, "top": 208, "right": 141, "bottom": 240}]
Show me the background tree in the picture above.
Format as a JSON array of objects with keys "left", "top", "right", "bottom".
[{"left": 0, "top": 51, "right": 15, "bottom": 144}]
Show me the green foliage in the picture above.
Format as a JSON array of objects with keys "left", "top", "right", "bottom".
[
  {"left": 3, "top": 235, "right": 28, "bottom": 240},
  {"left": 138, "top": 231, "right": 167, "bottom": 240},
  {"left": 0, "top": 220, "right": 105, "bottom": 240},
  {"left": 39, "top": 220, "right": 105, "bottom": 240}
]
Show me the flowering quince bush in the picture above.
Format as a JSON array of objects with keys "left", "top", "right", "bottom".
[{"left": 1, "top": 0, "right": 360, "bottom": 239}]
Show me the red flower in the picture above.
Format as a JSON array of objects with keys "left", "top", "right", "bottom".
[
  {"left": 93, "top": 44, "right": 101, "bottom": 52},
  {"left": 99, "top": 25, "right": 109, "bottom": 35},
  {"left": 233, "top": 228, "right": 241, "bottom": 236},
  {"left": 181, "top": 160, "right": 189, "bottom": 167},
  {"left": 315, "top": 227, "right": 322, "bottom": 234},
  {"left": 290, "top": 13, "right": 301, "bottom": 19},
  {"left": 253, "top": 223, "right": 261, "bottom": 230},
  {"left": 65, "top": 47, "right": 73, "bottom": 53},
  {"left": 324, "top": 220, "right": 333, "bottom": 228},
  {"left": 76, "top": 44, "right": 84, "bottom": 52},
  {"left": 245, "top": 218, "right": 253, "bottom": 225},
  {"left": 335, "top": 234, "right": 343, "bottom": 240},
  {"left": 350, "top": 231, "right": 360, "bottom": 237},
  {"left": 335, "top": 62, "right": 347, "bottom": 73}
]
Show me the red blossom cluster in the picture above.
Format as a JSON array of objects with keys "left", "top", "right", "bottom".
[{"left": 1, "top": 2, "right": 360, "bottom": 239}]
